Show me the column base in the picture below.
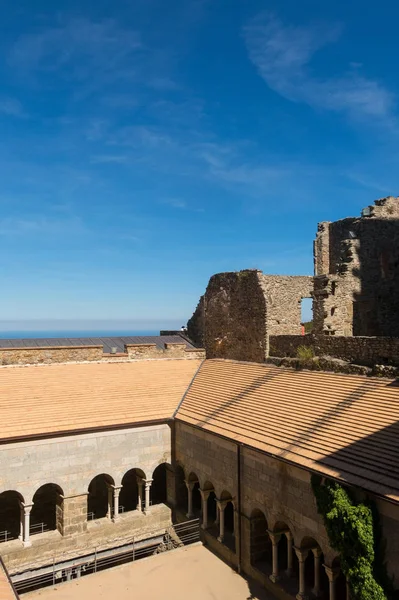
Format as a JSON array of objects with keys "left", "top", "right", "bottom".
[
  {"left": 201, "top": 523, "right": 208, "bottom": 530},
  {"left": 217, "top": 536, "right": 224, "bottom": 543},
  {"left": 296, "top": 594, "right": 308, "bottom": 600},
  {"left": 186, "top": 513, "right": 194, "bottom": 519},
  {"left": 270, "top": 574, "right": 280, "bottom": 584},
  {"left": 312, "top": 589, "right": 322, "bottom": 598},
  {"left": 112, "top": 516, "right": 120, "bottom": 523},
  {"left": 23, "top": 541, "right": 32, "bottom": 548}
]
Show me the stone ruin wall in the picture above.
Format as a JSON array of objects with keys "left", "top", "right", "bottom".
[{"left": 187, "top": 270, "right": 312, "bottom": 362}]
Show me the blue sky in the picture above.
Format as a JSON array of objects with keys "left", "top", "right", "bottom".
[{"left": 1, "top": 0, "right": 398, "bottom": 325}]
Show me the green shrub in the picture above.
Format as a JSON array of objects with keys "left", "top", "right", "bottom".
[
  {"left": 296, "top": 345, "right": 315, "bottom": 362},
  {"left": 311, "top": 476, "right": 389, "bottom": 600}
]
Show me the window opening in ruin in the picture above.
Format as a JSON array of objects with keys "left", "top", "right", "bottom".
[
  {"left": 0, "top": 490, "right": 23, "bottom": 542},
  {"left": 331, "top": 281, "right": 337, "bottom": 295},
  {"left": 300, "top": 298, "right": 313, "bottom": 333},
  {"left": 331, "top": 307, "right": 335, "bottom": 316},
  {"left": 31, "top": 483, "right": 63, "bottom": 534},
  {"left": 151, "top": 464, "right": 168, "bottom": 506}
]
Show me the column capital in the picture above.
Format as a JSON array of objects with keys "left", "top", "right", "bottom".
[
  {"left": 144, "top": 479, "right": 153, "bottom": 488},
  {"left": 312, "top": 546, "right": 323, "bottom": 559},
  {"left": 216, "top": 498, "right": 230, "bottom": 510},
  {"left": 294, "top": 547, "right": 309, "bottom": 562},
  {"left": 285, "top": 530, "right": 293, "bottom": 541},
  {"left": 199, "top": 488, "right": 211, "bottom": 501},
  {"left": 267, "top": 530, "right": 282, "bottom": 545},
  {"left": 324, "top": 565, "right": 340, "bottom": 581},
  {"left": 22, "top": 503, "right": 33, "bottom": 514},
  {"left": 185, "top": 480, "right": 197, "bottom": 491},
  {"left": 113, "top": 486, "right": 122, "bottom": 496}
]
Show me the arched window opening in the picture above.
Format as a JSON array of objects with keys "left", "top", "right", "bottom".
[
  {"left": 31, "top": 484, "right": 63, "bottom": 535},
  {"left": 174, "top": 465, "right": 187, "bottom": 514},
  {"left": 250, "top": 509, "right": 271, "bottom": 575},
  {"left": 119, "top": 468, "right": 145, "bottom": 514},
  {"left": 187, "top": 472, "right": 201, "bottom": 518},
  {"left": 87, "top": 474, "right": 114, "bottom": 520},
  {"left": 332, "top": 557, "right": 347, "bottom": 599},
  {"left": 300, "top": 537, "right": 323, "bottom": 597},
  {"left": 152, "top": 464, "right": 168, "bottom": 506},
  {"left": 205, "top": 486, "right": 217, "bottom": 527},
  {"left": 0, "top": 491, "right": 23, "bottom": 543}
]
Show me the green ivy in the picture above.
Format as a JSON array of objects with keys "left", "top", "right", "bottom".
[{"left": 311, "top": 475, "right": 392, "bottom": 600}]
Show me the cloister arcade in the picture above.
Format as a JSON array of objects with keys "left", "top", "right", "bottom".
[
  {"left": 0, "top": 463, "right": 171, "bottom": 547},
  {"left": 175, "top": 465, "right": 349, "bottom": 600}
]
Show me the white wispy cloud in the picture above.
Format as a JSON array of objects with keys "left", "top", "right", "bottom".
[
  {"left": 244, "top": 12, "right": 395, "bottom": 121},
  {"left": 0, "top": 97, "right": 26, "bottom": 118}
]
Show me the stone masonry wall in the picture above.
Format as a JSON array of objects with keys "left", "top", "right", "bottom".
[
  {"left": 0, "top": 424, "right": 172, "bottom": 503},
  {"left": 0, "top": 346, "right": 103, "bottom": 366},
  {"left": 125, "top": 343, "right": 205, "bottom": 360},
  {"left": 186, "top": 270, "right": 312, "bottom": 362},
  {"left": 175, "top": 421, "right": 399, "bottom": 584},
  {"left": 270, "top": 334, "right": 399, "bottom": 366},
  {"left": 313, "top": 196, "right": 399, "bottom": 337}
]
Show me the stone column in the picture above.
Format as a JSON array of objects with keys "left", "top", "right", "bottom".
[
  {"left": 22, "top": 504, "right": 33, "bottom": 547},
  {"left": 136, "top": 477, "right": 144, "bottom": 512},
  {"left": 346, "top": 580, "right": 351, "bottom": 600},
  {"left": 112, "top": 487, "right": 121, "bottom": 522},
  {"left": 285, "top": 531, "right": 293, "bottom": 576},
  {"left": 199, "top": 489, "right": 210, "bottom": 530},
  {"left": 215, "top": 501, "right": 220, "bottom": 525},
  {"left": 106, "top": 485, "right": 113, "bottom": 519},
  {"left": 217, "top": 500, "right": 227, "bottom": 543},
  {"left": 144, "top": 479, "right": 153, "bottom": 513},
  {"left": 294, "top": 548, "right": 309, "bottom": 600},
  {"left": 18, "top": 502, "right": 24, "bottom": 541},
  {"left": 268, "top": 532, "right": 281, "bottom": 583},
  {"left": 185, "top": 481, "right": 195, "bottom": 519},
  {"left": 312, "top": 547, "right": 322, "bottom": 597},
  {"left": 324, "top": 566, "right": 339, "bottom": 600}
]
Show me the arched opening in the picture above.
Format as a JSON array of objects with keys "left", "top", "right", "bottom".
[
  {"left": 119, "top": 468, "right": 146, "bottom": 514},
  {"left": 250, "top": 509, "right": 271, "bottom": 574},
  {"left": 300, "top": 537, "right": 322, "bottom": 596},
  {"left": 152, "top": 464, "right": 168, "bottom": 506},
  {"left": 174, "top": 465, "right": 188, "bottom": 514},
  {"left": 332, "top": 557, "right": 347, "bottom": 599},
  {"left": 87, "top": 474, "right": 114, "bottom": 520},
  {"left": 218, "top": 491, "right": 235, "bottom": 552},
  {"left": 187, "top": 473, "right": 201, "bottom": 515},
  {"left": 0, "top": 491, "right": 23, "bottom": 543},
  {"left": 203, "top": 482, "right": 216, "bottom": 527},
  {"left": 31, "top": 484, "right": 63, "bottom": 534}
]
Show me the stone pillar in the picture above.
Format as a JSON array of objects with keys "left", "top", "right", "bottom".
[
  {"left": 346, "top": 580, "right": 351, "bottom": 600},
  {"left": 144, "top": 479, "right": 153, "bottom": 513},
  {"left": 217, "top": 500, "right": 227, "bottom": 543},
  {"left": 18, "top": 503, "right": 24, "bottom": 541},
  {"left": 285, "top": 531, "right": 293, "bottom": 576},
  {"left": 107, "top": 485, "right": 113, "bottom": 519},
  {"left": 185, "top": 481, "right": 195, "bottom": 519},
  {"left": 112, "top": 487, "right": 121, "bottom": 522},
  {"left": 136, "top": 477, "right": 144, "bottom": 512},
  {"left": 324, "top": 566, "right": 339, "bottom": 600},
  {"left": 312, "top": 547, "right": 322, "bottom": 597},
  {"left": 215, "top": 501, "right": 220, "bottom": 525},
  {"left": 22, "top": 504, "right": 32, "bottom": 547},
  {"left": 62, "top": 494, "right": 88, "bottom": 536},
  {"left": 294, "top": 548, "right": 309, "bottom": 600},
  {"left": 166, "top": 465, "right": 176, "bottom": 508},
  {"left": 199, "top": 489, "right": 210, "bottom": 530},
  {"left": 268, "top": 532, "right": 281, "bottom": 583}
]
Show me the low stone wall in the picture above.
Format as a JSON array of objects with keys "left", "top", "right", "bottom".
[
  {"left": 270, "top": 334, "right": 399, "bottom": 367},
  {"left": 0, "top": 345, "right": 103, "bottom": 366},
  {"left": 125, "top": 343, "right": 205, "bottom": 360}
]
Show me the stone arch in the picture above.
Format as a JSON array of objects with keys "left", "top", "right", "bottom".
[
  {"left": 201, "top": 481, "right": 217, "bottom": 528},
  {"left": 31, "top": 483, "right": 64, "bottom": 534},
  {"left": 250, "top": 508, "right": 272, "bottom": 574},
  {"left": 272, "top": 520, "right": 295, "bottom": 577},
  {"left": 151, "top": 463, "right": 170, "bottom": 506},
  {"left": 87, "top": 474, "right": 114, "bottom": 520},
  {"left": 298, "top": 535, "right": 324, "bottom": 597},
  {"left": 119, "top": 468, "right": 146, "bottom": 514},
  {"left": 0, "top": 490, "right": 24, "bottom": 543}
]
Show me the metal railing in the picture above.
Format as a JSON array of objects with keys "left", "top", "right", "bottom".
[
  {"left": 13, "top": 519, "right": 200, "bottom": 595},
  {"left": 0, "top": 530, "right": 17, "bottom": 543},
  {"left": 30, "top": 523, "right": 50, "bottom": 536}
]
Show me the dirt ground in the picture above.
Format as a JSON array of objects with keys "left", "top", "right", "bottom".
[{"left": 24, "top": 543, "right": 278, "bottom": 600}]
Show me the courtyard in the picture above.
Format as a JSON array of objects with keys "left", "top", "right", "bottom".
[{"left": 24, "top": 543, "right": 278, "bottom": 600}]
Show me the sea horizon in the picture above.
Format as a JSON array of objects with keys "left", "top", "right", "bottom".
[{"left": 0, "top": 329, "right": 168, "bottom": 339}]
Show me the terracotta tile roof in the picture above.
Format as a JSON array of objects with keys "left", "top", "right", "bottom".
[
  {"left": 176, "top": 359, "right": 399, "bottom": 502},
  {"left": 0, "top": 360, "right": 202, "bottom": 442},
  {"left": 0, "top": 559, "right": 18, "bottom": 599}
]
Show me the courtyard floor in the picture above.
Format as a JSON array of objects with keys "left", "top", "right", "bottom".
[{"left": 24, "top": 543, "right": 278, "bottom": 600}]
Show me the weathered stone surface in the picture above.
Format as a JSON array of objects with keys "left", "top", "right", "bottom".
[
  {"left": 0, "top": 346, "right": 103, "bottom": 366},
  {"left": 187, "top": 270, "right": 312, "bottom": 362},
  {"left": 125, "top": 344, "right": 204, "bottom": 360}
]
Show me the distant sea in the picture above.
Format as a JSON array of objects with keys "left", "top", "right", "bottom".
[{"left": 0, "top": 330, "right": 161, "bottom": 339}]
